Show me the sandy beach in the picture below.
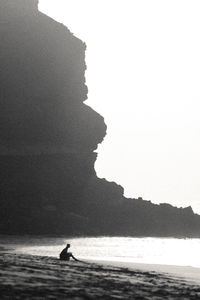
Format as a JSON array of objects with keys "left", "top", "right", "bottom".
[
  {"left": 1, "top": 247, "right": 200, "bottom": 299},
  {"left": 91, "top": 260, "right": 200, "bottom": 286}
]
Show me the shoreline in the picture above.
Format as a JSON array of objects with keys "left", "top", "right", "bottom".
[
  {"left": 88, "top": 259, "right": 200, "bottom": 285},
  {"left": 1, "top": 247, "right": 200, "bottom": 299},
  {"left": 2, "top": 237, "right": 200, "bottom": 286}
]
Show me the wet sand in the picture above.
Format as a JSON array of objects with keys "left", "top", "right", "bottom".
[
  {"left": 91, "top": 259, "right": 200, "bottom": 285},
  {"left": 1, "top": 247, "right": 200, "bottom": 299}
]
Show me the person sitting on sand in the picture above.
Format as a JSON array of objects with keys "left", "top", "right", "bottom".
[{"left": 59, "top": 244, "right": 79, "bottom": 261}]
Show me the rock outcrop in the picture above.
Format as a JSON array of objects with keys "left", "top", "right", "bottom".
[
  {"left": 0, "top": 0, "right": 200, "bottom": 237},
  {"left": 0, "top": 0, "right": 106, "bottom": 233}
]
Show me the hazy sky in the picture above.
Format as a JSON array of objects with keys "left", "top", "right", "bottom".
[{"left": 39, "top": 0, "right": 200, "bottom": 214}]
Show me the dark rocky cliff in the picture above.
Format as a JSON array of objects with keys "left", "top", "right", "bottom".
[
  {"left": 0, "top": 0, "right": 200, "bottom": 237},
  {"left": 0, "top": 0, "right": 105, "bottom": 233}
]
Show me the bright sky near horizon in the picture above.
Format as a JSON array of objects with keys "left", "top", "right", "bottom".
[{"left": 39, "top": 0, "right": 200, "bottom": 214}]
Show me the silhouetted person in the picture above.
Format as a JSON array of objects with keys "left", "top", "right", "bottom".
[{"left": 59, "top": 244, "right": 79, "bottom": 261}]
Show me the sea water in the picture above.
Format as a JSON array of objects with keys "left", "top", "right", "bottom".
[{"left": 8, "top": 236, "right": 200, "bottom": 269}]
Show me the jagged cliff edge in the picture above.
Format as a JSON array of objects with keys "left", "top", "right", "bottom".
[{"left": 0, "top": 0, "right": 200, "bottom": 237}]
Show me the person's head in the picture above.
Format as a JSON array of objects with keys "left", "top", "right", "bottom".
[{"left": 66, "top": 243, "right": 70, "bottom": 248}]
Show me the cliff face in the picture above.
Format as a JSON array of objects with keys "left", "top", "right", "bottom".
[
  {"left": 0, "top": 0, "right": 106, "bottom": 233},
  {"left": 0, "top": 0, "right": 200, "bottom": 236},
  {"left": 0, "top": 0, "right": 106, "bottom": 153}
]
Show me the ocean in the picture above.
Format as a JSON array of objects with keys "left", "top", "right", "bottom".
[
  {"left": 3, "top": 236, "right": 199, "bottom": 267},
  {"left": 1, "top": 236, "right": 200, "bottom": 284}
]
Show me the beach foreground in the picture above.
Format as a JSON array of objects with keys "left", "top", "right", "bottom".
[{"left": 0, "top": 249, "right": 200, "bottom": 299}]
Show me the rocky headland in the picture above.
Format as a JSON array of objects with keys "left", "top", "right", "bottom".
[{"left": 0, "top": 0, "right": 200, "bottom": 237}]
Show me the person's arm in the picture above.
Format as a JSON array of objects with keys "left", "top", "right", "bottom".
[{"left": 71, "top": 254, "right": 79, "bottom": 261}]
